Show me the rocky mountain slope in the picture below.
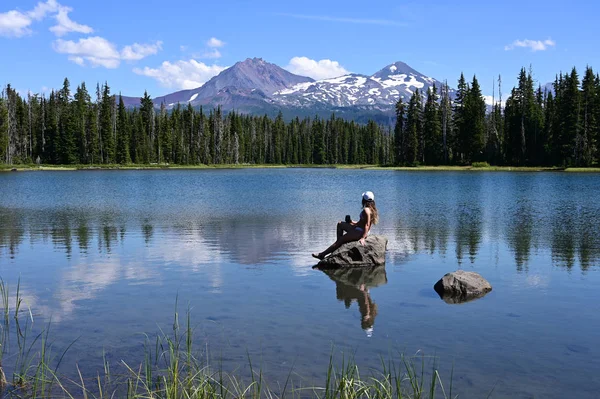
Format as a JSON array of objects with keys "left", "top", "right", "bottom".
[{"left": 124, "top": 58, "right": 452, "bottom": 123}]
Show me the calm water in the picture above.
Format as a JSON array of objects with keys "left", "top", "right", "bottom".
[{"left": 1, "top": 169, "right": 599, "bottom": 398}]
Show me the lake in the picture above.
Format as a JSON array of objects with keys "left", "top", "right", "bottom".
[{"left": 0, "top": 169, "right": 599, "bottom": 398}]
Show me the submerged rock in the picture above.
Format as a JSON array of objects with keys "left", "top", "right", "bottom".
[
  {"left": 433, "top": 270, "right": 492, "bottom": 304},
  {"left": 317, "top": 235, "right": 387, "bottom": 268}
]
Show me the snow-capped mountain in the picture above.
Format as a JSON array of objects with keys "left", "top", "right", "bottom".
[
  {"left": 123, "top": 59, "right": 451, "bottom": 123},
  {"left": 273, "top": 61, "right": 450, "bottom": 110},
  {"left": 123, "top": 58, "right": 313, "bottom": 108}
]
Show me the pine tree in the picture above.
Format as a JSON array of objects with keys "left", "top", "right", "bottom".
[
  {"left": 312, "top": 116, "right": 326, "bottom": 164},
  {"left": 440, "top": 81, "right": 452, "bottom": 164},
  {"left": 504, "top": 69, "right": 530, "bottom": 165},
  {"left": 139, "top": 91, "right": 154, "bottom": 163},
  {"left": 194, "top": 107, "right": 206, "bottom": 164},
  {"left": 581, "top": 67, "right": 597, "bottom": 166},
  {"left": 559, "top": 68, "right": 582, "bottom": 166},
  {"left": 46, "top": 90, "right": 59, "bottom": 164},
  {"left": 393, "top": 97, "right": 406, "bottom": 165},
  {"left": 596, "top": 73, "right": 600, "bottom": 164},
  {"left": 99, "top": 83, "right": 115, "bottom": 163},
  {"left": 462, "top": 75, "right": 486, "bottom": 163},
  {"left": 74, "top": 83, "right": 90, "bottom": 163},
  {"left": 171, "top": 105, "right": 183, "bottom": 163},
  {"left": 532, "top": 84, "right": 546, "bottom": 164},
  {"left": 0, "top": 91, "right": 8, "bottom": 164},
  {"left": 423, "top": 85, "right": 442, "bottom": 164},
  {"left": 58, "top": 78, "right": 77, "bottom": 164},
  {"left": 485, "top": 75, "right": 503, "bottom": 164},
  {"left": 405, "top": 90, "right": 422, "bottom": 165},
  {"left": 543, "top": 90, "right": 555, "bottom": 164},
  {"left": 156, "top": 103, "right": 169, "bottom": 163},
  {"left": 452, "top": 73, "right": 468, "bottom": 163},
  {"left": 273, "top": 111, "right": 285, "bottom": 164},
  {"left": 116, "top": 95, "right": 131, "bottom": 164}
]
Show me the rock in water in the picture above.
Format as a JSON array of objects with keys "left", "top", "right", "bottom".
[
  {"left": 433, "top": 270, "right": 492, "bottom": 304},
  {"left": 317, "top": 235, "right": 387, "bottom": 268},
  {"left": 319, "top": 264, "right": 388, "bottom": 289}
]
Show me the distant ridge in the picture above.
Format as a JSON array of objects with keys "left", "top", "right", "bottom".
[{"left": 122, "top": 58, "right": 452, "bottom": 123}]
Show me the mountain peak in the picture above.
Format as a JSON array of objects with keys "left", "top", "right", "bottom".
[
  {"left": 372, "top": 61, "right": 422, "bottom": 80},
  {"left": 211, "top": 57, "right": 312, "bottom": 95},
  {"left": 276, "top": 60, "right": 449, "bottom": 109},
  {"left": 230, "top": 57, "right": 275, "bottom": 73},
  {"left": 242, "top": 57, "right": 265, "bottom": 64}
]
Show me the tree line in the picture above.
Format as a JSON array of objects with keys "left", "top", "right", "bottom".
[
  {"left": 1, "top": 65, "right": 598, "bottom": 167},
  {"left": 0, "top": 80, "right": 394, "bottom": 166},
  {"left": 395, "top": 66, "right": 600, "bottom": 166}
]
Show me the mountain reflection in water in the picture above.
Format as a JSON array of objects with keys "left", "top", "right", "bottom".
[
  {"left": 1, "top": 170, "right": 600, "bottom": 399},
  {"left": 2, "top": 205, "right": 598, "bottom": 272}
]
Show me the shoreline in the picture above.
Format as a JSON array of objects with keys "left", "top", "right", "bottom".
[{"left": 2, "top": 164, "right": 600, "bottom": 172}]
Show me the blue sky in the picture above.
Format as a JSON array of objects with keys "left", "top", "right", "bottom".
[{"left": 1, "top": 0, "right": 597, "bottom": 101}]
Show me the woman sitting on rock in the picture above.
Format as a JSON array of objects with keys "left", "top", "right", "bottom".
[{"left": 312, "top": 191, "right": 379, "bottom": 260}]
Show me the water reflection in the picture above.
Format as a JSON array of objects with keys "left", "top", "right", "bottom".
[
  {"left": 2, "top": 171, "right": 600, "bottom": 399},
  {"left": 317, "top": 265, "right": 387, "bottom": 336},
  {"left": 1, "top": 204, "right": 600, "bottom": 272},
  {"left": 454, "top": 202, "right": 482, "bottom": 265},
  {"left": 506, "top": 198, "right": 535, "bottom": 272}
]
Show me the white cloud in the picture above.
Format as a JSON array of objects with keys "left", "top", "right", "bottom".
[
  {"left": 180, "top": 38, "right": 226, "bottom": 60},
  {"left": 69, "top": 55, "right": 85, "bottom": 66},
  {"left": 0, "top": 0, "right": 92, "bottom": 37},
  {"left": 28, "top": 0, "right": 59, "bottom": 20},
  {"left": 53, "top": 36, "right": 161, "bottom": 68},
  {"left": 504, "top": 38, "right": 556, "bottom": 52},
  {"left": 0, "top": 10, "right": 32, "bottom": 37},
  {"left": 285, "top": 56, "right": 349, "bottom": 80},
  {"left": 53, "top": 36, "right": 120, "bottom": 68},
  {"left": 49, "top": 4, "right": 93, "bottom": 37},
  {"left": 201, "top": 48, "right": 222, "bottom": 59},
  {"left": 133, "top": 59, "right": 227, "bottom": 90},
  {"left": 121, "top": 41, "right": 163, "bottom": 61},
  {"left": 189, "top": 37, "right": 225, "bottom": 59},
  {"left": 484, "top": 95, "right": 505, "bottom": 108},
  {"left": 206, "top": 37, "right": 225, "bottom": 48}
]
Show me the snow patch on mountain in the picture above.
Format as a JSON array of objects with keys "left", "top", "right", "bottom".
[
  {"left": 372, "top": 73, "right": 425, "bottom": 90},
  {"left": 279, "top": 81, "right": 314, "bottom": 95},
  {"left": 123, "top": 59, "right": 455, "bottom": 123},
  {"left": 273, "top": 62, "right": 452, "bottom": 109}
]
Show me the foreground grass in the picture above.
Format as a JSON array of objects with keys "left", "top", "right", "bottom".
[
  {"left": 0, "top": 280, "right": 462, "bottom": 399},
  {"left": 2, "top": 162, "right": 600, "bottom": 172}
]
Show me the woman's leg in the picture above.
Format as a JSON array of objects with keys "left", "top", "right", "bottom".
[
  {"left": 316, "top": 229, "right": 363, "bottom": 259},
  {"left": 337, "top": 221, "right": 353, "bottom": 240}
]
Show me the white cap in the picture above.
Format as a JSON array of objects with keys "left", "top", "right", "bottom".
[
  {"left": 365, "top": 327, "right": 374, "bottom": 338},
  {"left": 362, "top": 191, "right": 375, "bottom": 202}
]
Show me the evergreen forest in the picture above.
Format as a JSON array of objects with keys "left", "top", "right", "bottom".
[{"left": 1, "top": 66, "right": 599, "bottom": 167}]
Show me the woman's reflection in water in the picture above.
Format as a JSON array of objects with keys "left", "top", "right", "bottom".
[
  {"left": 337, "top": 282, "right": 379, "bottom": 337},
  {"left": 319, "top": 265, "right": 387, "bottom": 337}
]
